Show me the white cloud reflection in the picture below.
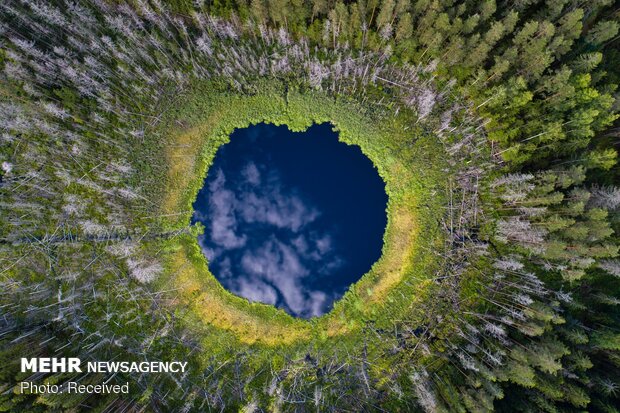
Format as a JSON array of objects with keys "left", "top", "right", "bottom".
[{"left": 196, "top": 162, "right": 342, "bottom": 317}]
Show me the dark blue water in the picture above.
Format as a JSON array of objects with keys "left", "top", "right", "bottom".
[{"left": 192, "top": 123, "right": 387, "bottom": 318}]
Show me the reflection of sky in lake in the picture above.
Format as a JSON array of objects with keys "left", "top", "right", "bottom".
[{"left": 192, "top": 123, "right": 387, "bottom": 318}]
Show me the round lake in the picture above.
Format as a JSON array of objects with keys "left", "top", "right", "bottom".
[{"left": 192, "top": 123, "right": 388, "bottom": 318}]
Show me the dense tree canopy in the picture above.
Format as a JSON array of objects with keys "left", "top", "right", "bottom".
[{"left": 0, "top": 0, "right": 618, "bottom": 411}]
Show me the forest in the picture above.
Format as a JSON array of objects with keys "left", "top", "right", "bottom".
[{"left": 0, "top": 0, "right": 618, "bottom": 411}]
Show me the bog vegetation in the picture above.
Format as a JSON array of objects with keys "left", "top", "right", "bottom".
[{"left": 0, "top": 0, "right": 618, "bottom": 412}]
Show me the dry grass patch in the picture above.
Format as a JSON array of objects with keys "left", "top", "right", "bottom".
[
  {"left": 162, "top": 121, "right": 219, "bottom": 216},
  {"left": 366, "top": 202, "right": 418, "bottom": 303},
  {"left": 166, "top": 243, "right": 310, "bottom": 346}
]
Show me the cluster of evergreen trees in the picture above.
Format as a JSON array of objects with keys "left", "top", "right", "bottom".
[{"left": 0, "top": 0, "right": 618, "bottom": 411}]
